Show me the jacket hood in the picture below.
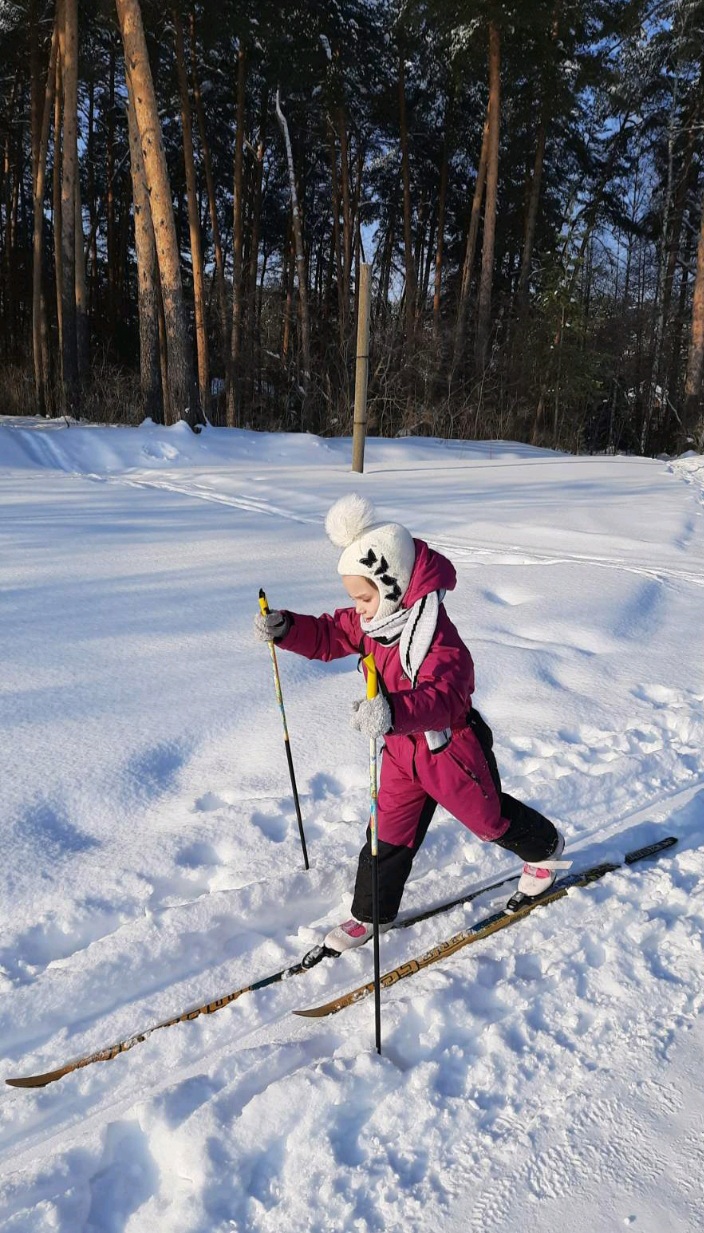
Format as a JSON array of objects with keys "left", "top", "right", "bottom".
[{"left": 402, "top": 539, "right": 456, "bottom": 607}]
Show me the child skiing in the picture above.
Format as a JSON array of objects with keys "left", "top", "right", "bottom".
[{"left": 254, "top": 494, "right": 565, "bottom": 952}]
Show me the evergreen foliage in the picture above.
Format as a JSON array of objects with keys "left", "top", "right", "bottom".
[{"left": 0, "top": 0, "right": 702, "bottom": 451}]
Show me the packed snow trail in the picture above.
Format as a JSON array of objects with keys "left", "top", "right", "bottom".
[{"left": 0, "top": 418, "right": 703, "bottom": 1233}]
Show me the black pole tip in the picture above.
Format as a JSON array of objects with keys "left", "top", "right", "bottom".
[{"left": 258, "top": 588, "right": 265, "bottom": 598}]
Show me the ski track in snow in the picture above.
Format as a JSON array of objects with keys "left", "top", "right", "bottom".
[
  {"left": 1, "top": 422, "right": 703, "bottom": 1232},
  {"left": 112, "top": 469, "right": 704, "bottom": 589}
]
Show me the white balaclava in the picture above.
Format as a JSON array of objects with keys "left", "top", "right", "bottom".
[{"left": 325, "top": 494, "right": 416, "bottom": 619}]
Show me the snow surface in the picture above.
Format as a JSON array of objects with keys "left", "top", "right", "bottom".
[{"left": 0, "top": 416, "right": 703, "bottom": 1233}]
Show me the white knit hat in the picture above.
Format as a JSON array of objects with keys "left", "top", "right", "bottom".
[{"left": 325, "top": 494, "right": 416, "bottom": 618}]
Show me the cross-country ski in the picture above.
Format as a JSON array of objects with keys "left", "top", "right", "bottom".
[{"left": 295, "top": 837, "right": 678, "bottom": 1018}]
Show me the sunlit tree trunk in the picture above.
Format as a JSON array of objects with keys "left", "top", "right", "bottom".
[
  {"left": 126, "top": 73, "right": 162, "bottom": 422},
  {"left": 116, "top": 0, "right": 197, "bottom": 426},
  {"left": 683, "top": 183, "right": 704, "bottom": 444}
]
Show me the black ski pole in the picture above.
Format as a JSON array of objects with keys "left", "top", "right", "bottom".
[{"left": 258, "top": 589, "right": 309, "bottom": 871}]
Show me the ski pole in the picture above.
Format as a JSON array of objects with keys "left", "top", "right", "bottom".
[
  {"left": 259, "top": 589, "right": 310, "bottom": 871},
  {"left": 362, "top": 652, "right": 382, "bottom": 1056}
]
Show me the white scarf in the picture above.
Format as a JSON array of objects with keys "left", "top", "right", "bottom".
[{"left": 361, "top": 590, "right": 451, "bottom": 752}]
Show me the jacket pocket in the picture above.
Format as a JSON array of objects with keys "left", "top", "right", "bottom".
[{"left": 443, "top": 742, "right": 490, "bottom": 799}]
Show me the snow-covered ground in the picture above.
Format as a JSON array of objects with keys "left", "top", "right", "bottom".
[{"left": 0, "top": 416, "right": 703, "bottom": 1233}]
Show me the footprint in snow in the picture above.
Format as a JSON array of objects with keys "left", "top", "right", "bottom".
[{"left": 250, "top": 808, "right": 289, "bottom": 843}]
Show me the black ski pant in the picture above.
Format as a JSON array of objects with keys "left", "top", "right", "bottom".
[{"left": 351, "top": 709, "right": 559, "bottom": 923}]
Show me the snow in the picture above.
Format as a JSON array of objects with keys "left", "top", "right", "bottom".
[{"left": 0, "top": 416, "right": 702, "bottom": 1233}]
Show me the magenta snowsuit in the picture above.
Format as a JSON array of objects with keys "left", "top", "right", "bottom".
[{"left": 279, "top": 539, "right": 511, "bottom": 851}]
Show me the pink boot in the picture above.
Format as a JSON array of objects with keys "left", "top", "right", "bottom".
[
  {"left": 324, "top": 918, "right": 394, "bottom": 953},
  {"left": 506, "top": 833, "right": 569, "bottom": 913}
]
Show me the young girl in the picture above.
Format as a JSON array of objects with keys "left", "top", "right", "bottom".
[{"left": 254, "top": 494, "right": 565, "bottom": 952}]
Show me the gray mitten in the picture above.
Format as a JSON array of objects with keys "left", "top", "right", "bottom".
[
  {"left": 350, "top": 694, "right": 392, "bottom": 739},
  {"left": 254, "top": 610, "right": 290, "bottom": 643}
]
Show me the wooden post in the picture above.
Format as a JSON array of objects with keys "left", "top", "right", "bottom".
[{"left": 351, "top": 262, "right": 371, "bottom": 473}]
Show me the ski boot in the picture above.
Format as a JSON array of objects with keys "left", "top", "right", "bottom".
[
  {"left": 324, "top": 917, "right": 394, "bottom": 953},
  {"left": 505, "top": 832, "right": 570, "bottom": 913}
]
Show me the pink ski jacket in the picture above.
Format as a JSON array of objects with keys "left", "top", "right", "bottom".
[
  {"left": 278, "top": 539, "right": 510, "bottom": 845},
  {"left": 279, "top": 539, "right": 475, "bottom": 743}
]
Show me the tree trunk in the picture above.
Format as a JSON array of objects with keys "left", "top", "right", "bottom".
[
  {"left": 116, "top": 0, "right": 197, "bottom": 426},
  {"left": 398, "top": 44, "right": 416, "bottom": 347},
  {"left": 660, "top": 75, "right": 703, "bottom": 408},
  {"left": 281, "top": 230, "right": 292, "bottom": 363},
  {"left": 413, "top": 193, "right": 427, "bottom": 318},
  {"left": 247, "top": 91, "right": 266, "bottom": 410},
  {"left": 275, "top": 89, "right": 311, "bottom": 409},
  {"left": 683, "top": 184, "right": 704, "bottom": 444},
  {"left": 75, "top": 170, "right": 89, "bottom": 379},
  {"left": 86, "top": 72, "right": 99, "bottom": 322},
  {"left": 475, "top": 21, "right": 500, "bottom": 371},
  {"left": 226, "top": 43, "right": 247, "bottom": 426},
  {"left": 2, "top": 73, "right": 19, "bottom": 356},
  {"left": 29, "top": 0, "right": 42, "bottom": 187},
  {"left": 52, "top": 40, "right": 63, "bottom": 364},
  {"left": 32, "top": 18, "right": 58, "bottom": 414},
  {"left": 516, "top": 1, "right": 560, "bottom": 314},
  {"left": 327, "top": 119, "right": 344, "bottom": 331},
  {"left": 377, "top": 203, "right": 397, "bottom": 324},
  {"left": 433, "top": 93, "right": 451, "bottom": 346},
  {"left": 190, "top": 12, "right": 229, "bottom": 355},
  {"left": 173, "top": 9, "right": 209, "bottom": 419},
  {"left": 453, "top": 109, "right": 489, "bottom": 374},
  {"left": 106, "top": 39, "right": 117, "bottom": 338},
  {"left": 667, "top": 207, "right": 695, "bottom": 409},
  {"left": 516, "top": 117, "right": 546, "bottom": 312},
  {"left": 646, "top": 76, "right": 681, "bottom": 448},
  {"left": 337, "top": 104, "right": 352, "bottom": 334},
  {"left": 59, "top": 0, "right": 79, "bottom": 413},
  {"left": 126, "top": 75, "right": 162, "bottom": 422}
]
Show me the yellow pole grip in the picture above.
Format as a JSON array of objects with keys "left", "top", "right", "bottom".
[
  {"left": 259, "top": 589, "right": 270, "bottom": 615},
  {"left": 363, "top": 653, "right": 378, "bottom": 700}
]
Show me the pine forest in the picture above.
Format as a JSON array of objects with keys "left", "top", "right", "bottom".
[{"left": 1, "top": 0, "right": 704, "bottom": 455}]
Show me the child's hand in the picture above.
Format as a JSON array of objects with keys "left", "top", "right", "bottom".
[
  {"left": 254, "top": 610, "right": 290, "bottom": 642},
  {"left": 350, "top": 694, "right": 392, "bottom": 739}
]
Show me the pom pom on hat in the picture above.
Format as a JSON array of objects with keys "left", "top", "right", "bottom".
[
  {"left": 325, "top": 494, "right": 416, "bottom": 618},
  {"left": 325, "top": 493, "right": 377, "bottom": 549}
]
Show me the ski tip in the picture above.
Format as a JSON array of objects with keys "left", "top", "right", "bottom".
[
  {"left": 6, "top": 1070, "right": 63, "bottom": 1089},
  {"left": 625, "top": 835, "right": 677, "bottom": 863}
]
